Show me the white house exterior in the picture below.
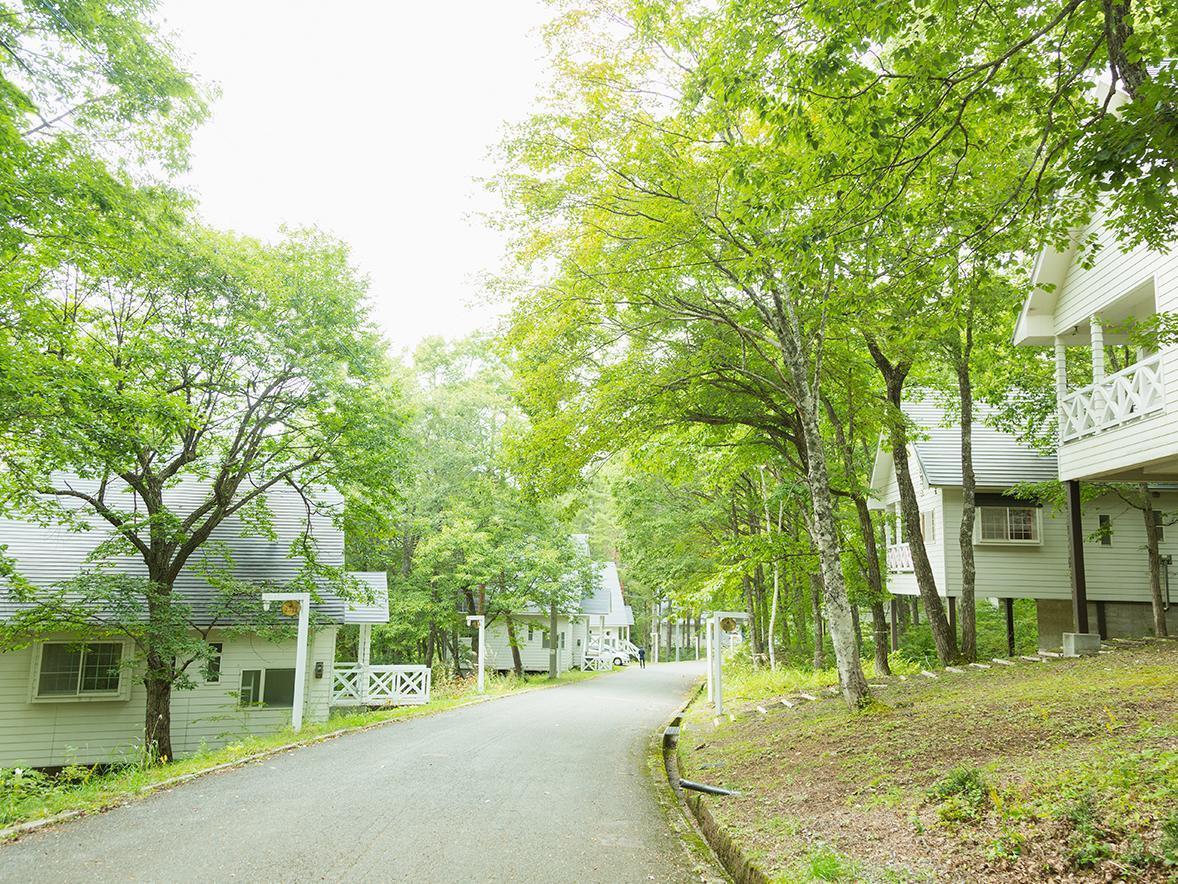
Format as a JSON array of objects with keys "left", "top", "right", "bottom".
[
  {"left": 1014, "top": 206, "right": 1177, "bottom": 645},
  {"left": 474, "top": 538, "right": 635, "bottom": 673},
  {"left": 1014, "top": 209, "right": 1178, "bottom": 483},
  {"left": 870, "top": 400, "right": 1178, "bottom": 648},
  {"left": 0, "top": 480, "right": 389, "bottom": 768}
]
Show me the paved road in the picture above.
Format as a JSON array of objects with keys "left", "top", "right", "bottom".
[{"left": 0, "top": 662, "right": 709, "bottom": 883}]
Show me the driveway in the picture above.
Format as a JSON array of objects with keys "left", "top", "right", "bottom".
[{"left": 0, "top": 661, "right": 711, "bottom": 883}]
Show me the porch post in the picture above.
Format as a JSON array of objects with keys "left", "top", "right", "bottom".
[
  {"left": 947, "top": 595, "right": 957, "bottom": 636},
  {"left": 1054, "top": 339, "right": 1068, "bottom": 410},
  {"left": 1004, "top": 598, "right": 1015, "bottom": 657},
  {"left": 1066, "top": 479, "right": 1090, "bottom": 634},
  {"left": 358, "top": 622, "right": 372, "bottom": 705},
  {"left": 1090, "top": 317, "right": 1105, "bottom": 382}
]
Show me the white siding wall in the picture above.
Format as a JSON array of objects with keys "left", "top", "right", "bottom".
[
  {"left": 877, "top": 451, "right": 946, "bottom": 596},
  {"left": 0, "top": 627, "right": 337, "bottom": 768},
  {"left": 1054, "top": 214, "right": 1178, "bottom": 480},
  {"left": 938, "top": 489, "right": 1178, "bottom": 602},
  {"left": 481, "top": 615, "right": 574, "bottom": 673}
]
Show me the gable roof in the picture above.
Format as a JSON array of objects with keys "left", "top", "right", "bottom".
[
  {"left": 872, "top": 398, "right": 1057, "bottom": 493},
  {"left": 0, "top": 478, "right": 387, "bottom": 626}
]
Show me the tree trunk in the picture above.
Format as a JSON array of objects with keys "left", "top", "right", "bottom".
[
  {"left": 505, "top": 614, "right": 524, "bottom": 676},
  {"left": 870, "top": 602, "right": 891, "bottom": 676},
  {"left": 956, "top": 342, "right": 979, "bottom": 662},
  {"left": 810, "top": 573, "right": 825, "bottom": 670},
  {"left": 768, "top": 564, "right": 780, "bottom": 671},
  {"left": 144, "top": 662, "right": 173, "bottom": 762},
  {"left": 1141, "top": 485, "right": 1169, "bottom": 637},
  {"left": 869, "top": 344, "right": 957, "bottom": 663}
]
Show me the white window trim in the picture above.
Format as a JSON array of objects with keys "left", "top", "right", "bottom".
[
  {"left": 974, "top": 506, "right": 1043, "bottom": 547},
  {"left": 28, "top": 639, "right": 132, "bottom": 703}
]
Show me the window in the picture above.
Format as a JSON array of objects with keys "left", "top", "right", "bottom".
[
  {"left": 978, "top": 506, "right": 1039, "bottom": 543},
  {"left": 1098, "top": 514, "right": 1112, "bottom": 546},
  {"left": 35, "top": 641, "right": 125, "bottom": 699},
  {"left": 1153, "top": 511, "right": 1165, "bottom": 543},
  {"left": 527, "top": 625, "right": 535, "bottom": 641},
  {"left": 204, "top": 643, "right": 223, "bottom": 683},
  {"left": 239, "top": 668, "right": 296, "bottom": 708},
  {"left": 920, "top": 510, "right": 937, "bottom": 543},
  {"left": 543, "top": 631, "right": 566, "bottom": 650}
]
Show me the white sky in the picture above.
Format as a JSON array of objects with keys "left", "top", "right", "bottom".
[{"left": 158, "top": 1, "right": 554, "bottom": 354}]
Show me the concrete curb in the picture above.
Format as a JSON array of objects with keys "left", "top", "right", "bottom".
[
  {"left": 658, "top": 681, "right": 768, "bottom": 884},
  {"left": 0, "top": 673, "right": 607, "bottom": 844}
]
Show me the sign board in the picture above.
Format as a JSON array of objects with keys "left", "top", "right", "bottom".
[
  {"left": 719, "top": 616, "right": 738, "bottom": 633},
  {"left": 281, "top": 600, "right": 301, "bottom": 617}
]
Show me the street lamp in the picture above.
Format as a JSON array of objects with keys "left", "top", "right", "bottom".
[
  {"left": 262, "top": 592, "right": 310, "bottom": 732},
  {"left": 706, "top": 610, "right": 748, "bottom": 717},
  {"left": 466, "top": 615, "right": 485, "bottom": 693}
]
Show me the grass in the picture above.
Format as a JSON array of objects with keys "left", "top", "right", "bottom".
[
  {"left": 0, "top": 666, "right": 605, "bottom": 834},
  {"left": 679, "top": 639, "right": 1178, "bottom": 882}
]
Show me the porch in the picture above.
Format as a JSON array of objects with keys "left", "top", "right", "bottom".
[
  {"left": 331, "top": 623, "right": 431, "bottom": 707},
  {"left": 886, "top": 541, "right": 914, "bottom": 573},
  {"left": 331, "top": 663, "right": 431, "bottom": 707}
]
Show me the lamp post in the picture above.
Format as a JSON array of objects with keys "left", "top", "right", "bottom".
[
  {"left": 708, "top": 610, "right": 749, "bottom": 717},
  {"left": 262, "top": 592, "right": 310, "bottom": 732},
  {"left": 466, "top": 615, "right": 485, "bottom": 693}
]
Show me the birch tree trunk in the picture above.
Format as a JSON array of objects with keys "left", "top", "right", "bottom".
[
  {"left": 1141, "top": 485, "right": 1169, "bottom": 637},
  {"left": 957, "top": 349, "right": 979, "bottom": 661},
  {"left": 867, "top": 341, "right": 957, "bottom": 663},
  {"left": 810, "top": 573, "right": 826, "bottom": 670}
]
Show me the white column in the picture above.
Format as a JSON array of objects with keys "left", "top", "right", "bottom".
[
  {"left": 1054, "top": 339, "right": 1068, "bottom": 400},
  {"left": 357, "top": 622, "right": 372, "bottom": 705},
  {"left": 705, "top": 619, "right": 713, "bottom": 702},
  {"left": 711, "top": 615, "right": 724, "bottom": 715},
  {"left": 293, "top": 599, "right": 309, "bottom": 732},
  {"left": 467, "top": 615, "right": 485, "bottom": 693},
  {"left": 1091, "top": 317, "right": 1105, "bottom": 382}
]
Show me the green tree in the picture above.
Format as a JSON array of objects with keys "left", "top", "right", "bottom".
[{"left": 0, "top": 224, "right": 404, "bottom": 761}]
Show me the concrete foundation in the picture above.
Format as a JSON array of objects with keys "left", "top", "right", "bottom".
[
  {"left": 1062, "top": 632, "right": 1102, "bottom": 657},
  {"left": 1036, "top": 599, "right": 1178, "bottom": 651}
]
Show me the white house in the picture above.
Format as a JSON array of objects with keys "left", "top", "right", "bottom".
[
  {"left": 870, "top": 400, "right": 1178, "bottom": 649},
  {"left": 473, "top": 537, "right": 635, "bottom": 673},
  {"left": 0, "top": 480, "right": 390, "bottom": 768},
  {"left": 1014, "top": 204, "right": 1178, "bottom": 645}
]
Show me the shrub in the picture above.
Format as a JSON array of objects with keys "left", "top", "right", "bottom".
[{"left": 928, "top": 765, "right": 989, "bottom": 823}]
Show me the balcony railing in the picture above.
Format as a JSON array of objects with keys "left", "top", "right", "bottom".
[
  {"left": 332, "top": 664, "right": 431, "bottom": 707},
  {"left": 1059, "top": 353, "right": 1164, "bottom": 442},
  {"left": 886, "top": 542, "right": 914, "bottom": 573}
]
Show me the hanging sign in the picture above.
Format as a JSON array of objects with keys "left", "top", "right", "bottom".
[
  {"left": 281, "top": 600, "right": 301, "bottom": 617},
  {"left": 719, "top": 616, "right": 738, "bottom": 633}
]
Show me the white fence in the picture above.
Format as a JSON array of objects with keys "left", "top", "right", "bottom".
[
  {"left": 332, "top": 664, "right": 431, "bottom": 707},
  {"left": 1059, "top": 353, "right": 1164, "bottom": 442}
]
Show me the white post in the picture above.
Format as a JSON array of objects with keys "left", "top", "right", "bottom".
[
  {"left": 1091, "top": 317, "right": 1105, "bottom": 382},
  {"left": 705, "top": 619, "right": 713, "bottom": 702},
  {"left": 263, "top": 592, "right": 311, "bottom": 733},
  {"left": 711, "top": 614, "right": 724, "bottom": 715},
  {"left": 357, "top": 622, "right": 372, "bottom": 705},
  {"left": 466, "top": 615, "right": 485, "bottom": 693}
]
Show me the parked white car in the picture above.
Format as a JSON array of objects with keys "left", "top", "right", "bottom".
[{"left": 585, "top": 639, "right": 635, "bottom": 667}]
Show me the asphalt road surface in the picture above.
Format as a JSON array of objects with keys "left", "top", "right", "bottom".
[{"left": 0, "top": 661, "right": 710, "bottom": 883}]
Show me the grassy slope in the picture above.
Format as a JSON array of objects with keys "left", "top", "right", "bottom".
[
  {"left": 679, "top": 641, "right": 1178, "bottom": 883},
  {"left": 1, "top": 667, "right": 604, "bottom": 833}
]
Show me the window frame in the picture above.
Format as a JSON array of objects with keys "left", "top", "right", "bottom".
[
  {"left": 975, "top": 505, "right": 1042, "bottom": 546},
  {"left": 204, "top": 642, "right": 224, "bottom": 684},
  {"left": 29, "top": 639, "right": 131, "bottom": 703},
  {"left": 238, "top": 667, "right": 297, "bottom": 709}
]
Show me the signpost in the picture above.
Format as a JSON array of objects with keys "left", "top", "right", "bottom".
[
  {"left": 707, "top": 610, "right": 749, "bottom": 717},
  {"left": 262, "top": 592, "right": 310, "bottom": 732},
  {"left": 466, "top": 615, "right": 486, "bottom": 693}
]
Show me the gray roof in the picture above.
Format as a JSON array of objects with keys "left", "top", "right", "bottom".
[
  {"left": 0, "top": 478, "right": 387, "bottom": 626},
  {"left": 900, "top": 399, "right": 1058, "bottom": 488}
]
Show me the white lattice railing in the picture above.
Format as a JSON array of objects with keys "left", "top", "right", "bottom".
[
  {"left": 886, "top": 542, "right": 914, "bottom": 573},
  {"left": 1059, "top": 353, "right": 1165, "bottom": 442},
  {"left": 332, "top": 664, "right": 431, "bottom": 707},
  {"left": 585, "top": 654, "right": 613, "bottom": 672}
]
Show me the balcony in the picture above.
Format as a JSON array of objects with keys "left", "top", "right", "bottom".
[
  {"left": 1059, "top": 353, "right": 1164, "bottom": 442},
  {"left": 886, "top": 542, "right": 914, "bottom": 573}
]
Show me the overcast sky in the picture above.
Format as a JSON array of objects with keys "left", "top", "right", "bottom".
[{"left": 158, "top": 1, "right": 554, "bottom": 354}]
